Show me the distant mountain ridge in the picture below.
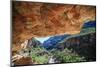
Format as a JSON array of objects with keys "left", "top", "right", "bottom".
[
  {"left": 43, "top": 35, "right": 69, "bottom": 49},
  {"left": 82, "top": 21, "right": 96, "bottom": 28}
]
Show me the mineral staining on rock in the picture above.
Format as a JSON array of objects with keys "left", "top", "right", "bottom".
[{"left": 12, "top": 1, "right": 96, "bottom": 41}]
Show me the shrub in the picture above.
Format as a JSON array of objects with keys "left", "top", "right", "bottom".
[
  {"left": 52, "top": 48, "right": 86, "bottom": 63},
  {"left": 31, "top": 46, "right": 49, "bottom": 64}
]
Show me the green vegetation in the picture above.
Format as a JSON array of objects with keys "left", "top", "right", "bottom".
[
  {"left": 30, "top": 45, "right": 86, "bottom": 64},
  {"left": 32, "top": 54, "right": 48, "bottom": 64},
  {"left": 31, "top": 46, "right": 50, "bottom": 64},
  {"left": 51, "top": 48, "right": 86, "bottom": 63},
  {"left": 81, "top": 27, "right": 95, "bottom": 34}
]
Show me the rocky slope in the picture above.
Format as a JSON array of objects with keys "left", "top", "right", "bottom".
[{"left": 12, "top": 37, "right": 42, "bottom": 66}]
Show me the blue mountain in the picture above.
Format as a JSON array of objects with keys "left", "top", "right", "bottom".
[
  {"left": 82, "top": 21, "right": 96, "bottom": 28},
  {"left": 43, "top": 35, "right": 70, "bottom": 50}
]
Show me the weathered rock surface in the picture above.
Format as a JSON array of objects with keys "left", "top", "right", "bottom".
[
  {"left": 12, "top": 1, "right": 96, "bottom": 43},
  {"left": 13, "top": 57, "right": 36, "bottom": 66}
]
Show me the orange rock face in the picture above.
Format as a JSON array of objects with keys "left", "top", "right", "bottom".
[
  {"left": 12, "top": 1, "right": 96, "bottom": 52},
  {"left": 13, "top": 57, "right": 35, "bottom": 65}
]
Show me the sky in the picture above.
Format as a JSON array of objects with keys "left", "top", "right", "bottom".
[{"left": 34, "top": 36, "right": 51, "bottom": 43}]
